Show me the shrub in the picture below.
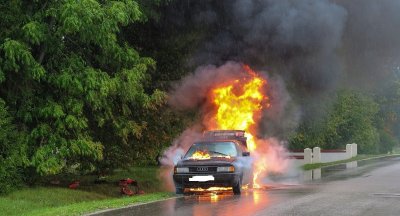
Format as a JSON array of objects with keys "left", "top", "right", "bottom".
[{"left": 0, "top": 99, "right": 26, "bottom": 194}]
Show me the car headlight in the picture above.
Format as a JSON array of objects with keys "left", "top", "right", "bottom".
[
  {"left": 217, "top": 166, "right": 235, "bottom": 172},
  {"left": 174, "top": 167, "right": 189, "bottom": 173}
]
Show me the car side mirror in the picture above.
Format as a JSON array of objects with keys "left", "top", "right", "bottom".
[{"left": 242, "top": 152, "right": 250, "bottom": 157}]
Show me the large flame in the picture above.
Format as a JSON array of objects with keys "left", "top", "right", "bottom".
[{"left": 207, "top": 65, "right": 269, "bottom": 188}]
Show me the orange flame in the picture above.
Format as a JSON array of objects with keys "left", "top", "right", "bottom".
[
  {"left": 253, "top": 157, "right": 268, "bottom": 188},
  {"left": 189, "top": 187, "right": 233, "bottom": 192},
  {"left": 190, "top": 150, "right": 232, "bottom": 160},
  {"left": 191, "top": 150, "right": 211, "bottom": 160},
  {"left": 207, "top": 64, "right": 269, "bottom": 188}
]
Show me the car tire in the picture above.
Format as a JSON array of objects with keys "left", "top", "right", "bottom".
[
  {"left": 176, "top": 187, "right": 184, "bottom": 194},
  {"left": 233, "top": 179, "right": 242, "bottom": 195}
]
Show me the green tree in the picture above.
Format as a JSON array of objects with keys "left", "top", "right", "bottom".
[
  {"left": 374, "top": 73, "right": 400, "bottom": 153},
  {"left": 113, "top": 0, "right": 207, "bottom": 166},
  {"left": 0, "top": 0, "right": 165, "bottom": 176},
  {"left": 290, "top": 90, "right": 380, "bottom": 153},
  {"left": 324, "top": 90, "right": 379, "bottom": 153}
]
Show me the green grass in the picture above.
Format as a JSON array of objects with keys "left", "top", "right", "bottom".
[
  {"left": 302, "top": 154, "right": 400, "bottom": 170},
  {"left": 27, "top": 192, "right": 173, "bottom": 216},
  {"left": 0, "top": 187, "right": 107, "bottom": 216},
  {"left": 0, "top": 188, "right": 172, "bottom": 216},
  {"left": 0, "top": 166, "right": 175, "bottom": 216}
]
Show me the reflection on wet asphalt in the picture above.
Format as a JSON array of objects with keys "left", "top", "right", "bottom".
[
  {"left": 91, "top": 156, "right": 400, "bottom": 216},
  {"left": 94, "top": 188, "right": 289, "bottom": 216}
]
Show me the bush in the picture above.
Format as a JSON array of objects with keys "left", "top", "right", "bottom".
[
  {"left": 0, "top": 158, "right": 23, "bottom": 194},
  {"left": 378, "top": 130, "right": 398, "bottom": 154},
  {"left": 0, "top": 99, "right": 26, "bottom": 194}
]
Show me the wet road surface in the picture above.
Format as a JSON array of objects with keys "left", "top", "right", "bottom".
[{"left": 92, "top": 156, "right": 400, "bottom": 216}]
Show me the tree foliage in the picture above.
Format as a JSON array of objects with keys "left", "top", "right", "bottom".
[
  {"left": 290, "top": 90, "right": 381, "bottom": 153},
  {"left": 0, "top": 0, "right": 165, "bottom": 178},
  {"left": 374, "top": 74, "right": 400, "bottom": 153}
]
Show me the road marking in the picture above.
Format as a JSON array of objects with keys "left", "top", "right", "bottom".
[{"left": 372, "top": 193, "right": 400, "bottom": 198}]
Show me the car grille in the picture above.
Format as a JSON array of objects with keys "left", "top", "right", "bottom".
[{"left": 188, "top": 166, "right": 218, "bottom": 173}]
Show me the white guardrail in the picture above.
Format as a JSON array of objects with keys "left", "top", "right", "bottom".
[{"left": 289, "top": 143, "right": 358, "bottom": 165}]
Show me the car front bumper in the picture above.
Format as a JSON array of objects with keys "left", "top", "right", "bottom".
[{"left": 173, "top": 172, "right": 240, "bottom": 189}]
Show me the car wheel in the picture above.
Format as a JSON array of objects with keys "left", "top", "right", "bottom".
[
  {"left": 233, "top": 179, "right": 242, "bottom": 195},
  {"left": 176, "top": 187, "right": 184, "bottom": 194}
]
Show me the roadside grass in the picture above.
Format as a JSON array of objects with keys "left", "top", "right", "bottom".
[
  {"left": 27, "top": 192, "right": 174, "bottom": 216},
  {"left": 302, "top": 154, "right": 400, "bottom": 170},
  {"left": 0, "top": 166, "right": 175, "bottom": 216},
  {"left": 0, "top": 187, "right": 108, "bottom": 216}
]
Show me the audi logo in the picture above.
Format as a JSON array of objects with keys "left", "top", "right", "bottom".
[{"left": 197, "top": 167, "right": 208, "bottom": 171}]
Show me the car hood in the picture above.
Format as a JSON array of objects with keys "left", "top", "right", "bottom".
[{"left": 177, "top": 157, "right": 236, "bottom": 166}]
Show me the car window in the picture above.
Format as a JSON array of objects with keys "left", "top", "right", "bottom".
[{"left": 185, "top": 142, "right": 238, "bottom": 158}]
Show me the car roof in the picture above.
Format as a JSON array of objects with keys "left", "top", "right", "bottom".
[
  {"left": 194, "top": 140, "right": 238, "bottom": 144},
  {"left": 202, "top": 130, "right": 248, "bottom": 148}
]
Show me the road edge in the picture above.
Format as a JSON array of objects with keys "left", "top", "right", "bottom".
[{"left": 85, "top": 195, "right": 180, "bottom": 216}]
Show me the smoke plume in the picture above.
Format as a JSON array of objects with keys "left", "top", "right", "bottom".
[
  {"left": 164, "top": 0, "right": 400, "bottom": 118},
  {"left": 190, "top": 0, "right": 347, "bottom": 94},
  {"left": 335, "top": 0, "right": 400, "bottom": 89}
]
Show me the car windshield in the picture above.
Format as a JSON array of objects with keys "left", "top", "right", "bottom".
[{"left": 184, "top": 142, "right": 238, "bottom": 159}]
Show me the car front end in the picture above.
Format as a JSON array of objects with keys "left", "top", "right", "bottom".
[
  {"left": 173, "top": 158, "right": 241, "bottom": 191},
  {"left": 173, "top": 139, "right": 251, "bottom": 195}
]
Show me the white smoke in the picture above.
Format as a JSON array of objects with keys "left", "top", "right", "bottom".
[
  {"left": 158, "top": 126, "right": 203, "bottom": 191},
  {"left": 159, "top": 126, "right": 203, "bottom": 166}
]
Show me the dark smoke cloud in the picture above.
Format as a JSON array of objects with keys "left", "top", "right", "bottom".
[
  {"left": 168, "top": 61, "right": 246, "bottom": 110},
  {"left": 190, "top": 0, "right": 347, "bottom": 94},
  {"left": 184, "top": 0, "right": 400, "bottom": 92},
  {"left": 258, "top": 75, "right": 300, "bottom": 138},
  {"left": 335, "top": 0, "right": 400, "bottom": 90}
]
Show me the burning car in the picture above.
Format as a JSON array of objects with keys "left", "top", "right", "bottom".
[{"left": 173, "top": 130, "right": 252, "bottom": 195}]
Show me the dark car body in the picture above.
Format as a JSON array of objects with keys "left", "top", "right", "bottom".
[{"left": 173, "top": 130, "right": 252, "bottom": 195}]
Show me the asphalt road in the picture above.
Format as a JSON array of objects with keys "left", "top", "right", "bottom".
[{"left": 92, "top": 156, "right": 400, "bottom": 216}]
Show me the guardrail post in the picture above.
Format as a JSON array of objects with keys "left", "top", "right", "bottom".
[
  {"left": 352, "top": 143, "right": 357, "bottom": 157},
  {"left": 303, "top": 170, "right": 312, "bottom": 181},
  {"left": 304, "top": 148, "right": 312, "bottom": 164},
  {"left": 312, "top": 147, "right": 321, "bottom": 163},
  {"left": 313, "top": 168, "right": 321, "bottom": 180},
  {"left": 346, "top": 144, "right": 353, "bottom": 159}
]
